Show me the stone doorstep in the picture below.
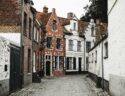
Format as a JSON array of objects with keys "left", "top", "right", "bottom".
[{"left": 85, "top": 76, "right": 110, "bottom": 96}]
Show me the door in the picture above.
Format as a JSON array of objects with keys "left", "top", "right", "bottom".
[
  {"left": 10, "top": 46, "right": 21, "bottom": 92},
  {"left": 78, "top": 57, "right": 82, "bottom": 73},
  {"left": 46, "top": 61, "right": 50, "bottom": 76}
]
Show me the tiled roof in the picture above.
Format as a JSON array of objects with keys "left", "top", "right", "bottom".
[
  {"left": 36, "top": 12, "right": 52, "bottom": 26},
  {"left": 78, "top": 20, "right": 89, "bottom": 33},
  {"left": 58, "top": 17, "right": 70, "bottom": 26}
]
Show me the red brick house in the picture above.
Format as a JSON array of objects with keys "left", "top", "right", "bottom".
[{"left": 37, "top": 7, "right": 65, "bottom": 76}]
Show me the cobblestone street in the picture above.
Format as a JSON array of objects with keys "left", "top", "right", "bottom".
[{"left": 9, "top": 75, "right": 97, "bottom": 96}]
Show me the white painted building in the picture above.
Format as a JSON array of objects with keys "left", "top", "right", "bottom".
[
  {"left": 64, "top": 13, "right": 85, "bottom": 73},
  {"left": 0, "top": 36, "right": 10, "bottom": 85},
  {"left": 108, "top": 0, "right": 125, "bottom": 96},
  {"left": 84, "top": 18, "right": 109, "bottom": 90},
  {"left": 85, "top": 1, "right": 125, "bottom": 95},
  {"left": 84, "top": 19, "right": 95, "bottom": 71},
  {"left": 0, "top": 36, "right": 20, "bottom": 96}
]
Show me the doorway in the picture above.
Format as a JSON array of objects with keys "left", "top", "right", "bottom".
[
  {"left": 9, "top": 45, "right": 21, "bottom": 92},
  {"left": 46, "top": 61, "right": 50, "bottom": 76},
  {"left": 78, "top": 57, "right": 82, "bottom": 73}
]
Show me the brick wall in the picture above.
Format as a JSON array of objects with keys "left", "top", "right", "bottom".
[{"left": 0, "top": 0, "right": 21, "bottom": 26}]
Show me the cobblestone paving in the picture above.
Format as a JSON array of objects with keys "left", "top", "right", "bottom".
[{"left": 10, "top": 75, "right": 97, "bottom": 96}]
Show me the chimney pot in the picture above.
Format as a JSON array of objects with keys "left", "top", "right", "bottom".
[
  {"left": 52, "top": 8, "right": 56, "bottom": 13},
  {"left": 67, "top": 12, "right": 73, "bottom": 19},
  {"left": 43, "top": 6, "right": 48, "bottom": 13}
]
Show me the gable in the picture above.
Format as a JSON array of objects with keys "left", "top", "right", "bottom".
[{"left": 46, "top": 8, "right": 62, "bottom": 29}]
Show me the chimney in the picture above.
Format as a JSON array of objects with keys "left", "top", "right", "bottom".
[
  {"left": 96, "top": 19, "right": 101, "bottom": 25},
  {"left": 43, "top": 6, "right": 48, "bottom": 13},
  {"left": 52, "top": 8, "right": 56, "bottom": 13},
  {"left": 67, "top": 12, "right": 73, "bottom": 19}
]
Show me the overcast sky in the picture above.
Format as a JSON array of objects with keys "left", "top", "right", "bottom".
[{"left": 32, "top": 0, "right": 89, "bottom": 19}]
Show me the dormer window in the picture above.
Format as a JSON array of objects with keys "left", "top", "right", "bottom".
[
  {"left": 73, "top": 22, "right": 76, "bottom": 30},
  {"left": 52, "top": 20, "right": 57, "bottom": 31}
]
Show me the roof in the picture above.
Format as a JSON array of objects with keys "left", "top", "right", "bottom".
[
  {"left": 36, "top": 12, "right": 52, "bottom": 26},
  {"left": 78, "top": 20, "right": 89, "bottom": 33},
  {"left": 58, "top": 17, "right": 70, "bottom": 26}
]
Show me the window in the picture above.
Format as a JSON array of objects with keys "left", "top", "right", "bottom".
[
  {"left": 55, "top": 56, "right": 58, "bottom": 69},
  {"left": 95, "top": 51, "right": 97, "bottom": 63},
  {"left": 73, "top": 22, "right": 76, "bottom": 30},
  {"left": 56, "top": 38, "right": 61, "bottom": 49},
  {"left": 52, "top": 20, "right": 57, "bottom": 31},
  {"left": 77, "top": 41, "right": 81, "bottom": 51},
  {"left": 24, "top": 12, "right": 27, "bottom": 36},
  {"left": 69, "top": 40, "right": 73, "bottom": 51},
  {"left": 86, "top": 41, "right": 91, "bottom": 52},
  {"left": 59, "top": 56, "right": 63, "bottom": 69},
  {"left": 104, "top": 42, "right": 108, "bottom": 59},
  {"left": 69, "top": 57, "right": 72, "bottom": 69},
  {"left": 33, "top": 51, "right": 36, "bottom": 72},
  {"left": 91, "top": 25, "right": 94, "bottom": 36},
  {"left": 37, "top": 29, "right": 39, "bottom": 42},
  {"left": 34, "top": 27, "right": 36, "bottom": 40},
  {"left": 73, "top": 57, "right": 76, "bottom": 69},
  {"left": 27, "top": 49, "right": 31, "bottom": 73},
  {"left": 46, "top": 55, "right": 51, "bottom": 60},
  {"left": 29, "top": 18, "right": 32, "bottom": 39},
  {"left": 47, "top": 37, "right": 52, "bottom": 48},
  {"left": 92, "top": 53, "right": 93, "bottom": 63},
  {"left": 66, "top": 57, "right": 69, "bottom": 70}
]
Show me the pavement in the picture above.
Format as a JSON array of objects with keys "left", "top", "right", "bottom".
[{"left": 9, "top": 75, "right": 110, "bottom": 96}]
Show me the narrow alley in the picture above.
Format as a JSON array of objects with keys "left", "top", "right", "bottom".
[{"left": 10, "top": 75, "right": 97, "bottom": 96}]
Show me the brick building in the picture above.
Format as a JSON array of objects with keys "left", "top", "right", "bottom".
[
  {"left": 0, "top": 0, "right": 37, "bottom": 95},
  {"left": 37, "top": 7, "right": 65, "bottom": 76},
  {"left": 0, "top": 0, "right": 21, "bottom": 95},
  {"left": 22, "top": 0, "right": 36, "bottom": 86},
  {"left": 32, "top": 19, "right": 46, "bottom": 82}
]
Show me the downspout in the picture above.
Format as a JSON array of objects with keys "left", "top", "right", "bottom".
[
  {"left": 64, "top": 34, "right": 66, "bottom": 74},
  {"left": 32, "top": 10, "right": 35, "bottom": 81},
  {"left": 20, "top": 0, "right": 24, "bottom": 88},
  {"left": 84, "top": 36, "right": 86, "bottom": 73},
  {"left": 101, "top": 38, "right": 104, "bottom": 90}
]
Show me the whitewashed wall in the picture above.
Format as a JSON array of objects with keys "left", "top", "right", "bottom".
[
  {"left": 84, "top": 19, "right": 95, "bottom": 71},
  {"left": 0, "top": 37, "right": 10, "bottom": 81},
  {"left": 88, "top": 38, "right": 108, "bottom": 78},
  {"left": 108, "top": 0, "right": 125, "bottom": 95}
]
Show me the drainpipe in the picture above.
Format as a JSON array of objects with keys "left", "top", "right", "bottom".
[
  {"left": 32, "top": 9, "right": 35, "bottom": 82},
  {"left": 20, "top": 0, "right": 24, "bottom": 88},
  {"left": 84, "top": 36, "right": 86, "bottom": 73},
  {"left": 64, "top": 34, "right": 66, "bottom": 74},
  {"left": 101, "top": 38, "right": 104, "bottom": 90}
]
